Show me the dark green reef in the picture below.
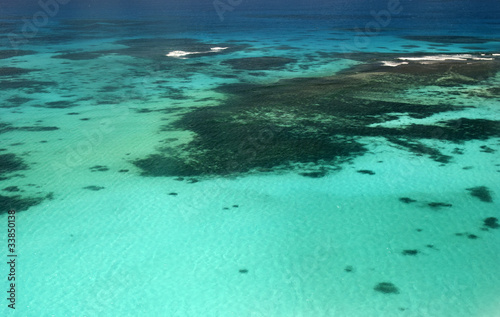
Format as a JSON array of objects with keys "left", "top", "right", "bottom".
[
  {"left": 0, "top": 123, "right": 59, "bottom": 214},
  {"left": 133, "top": 53, "right": 500, "bottom": 178}
]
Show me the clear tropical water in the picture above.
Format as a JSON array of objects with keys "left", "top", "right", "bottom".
[{"left": 1, "top": 0, "right": 499, "bottom": 316}]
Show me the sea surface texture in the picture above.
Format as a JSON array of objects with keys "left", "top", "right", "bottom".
[{"left": 0, "top": 0, "right": 499, "bottom": 316}]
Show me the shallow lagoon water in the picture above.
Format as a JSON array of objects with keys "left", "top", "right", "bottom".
[{"left": 1, "top": 0, "right": 500, "bottom": 316}]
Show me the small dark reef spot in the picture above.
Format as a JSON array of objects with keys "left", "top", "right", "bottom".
[
  {"left": 466, "top": 186, "right": 493, "bottom": 203},
  {"left": 90, "top": 165, "right": 109, "bottom": 172},
  {"left": 374, "top": 282, "right": 400, "bottom": 294},
  {"left": 2, "top": 186, "right": 20, "bottom": 192},
  {"left": 483, "top": 217, "right": 499, "bottom": 229},
  {"left": 428, "top": 202, "right": 452, "bottom": 208},
  {"left": 83, "top": 186, "right": 105, "bottom": 191},
  {"left": 300, "top": 171, "right": 327, "bottom": 178},
  {"left": 402, "top": 249, "right": 419, "bottom": 256},
  {"left": 399, "top": 197, "right": 416, "bottom": 204},
  {"left": 357, "top": 169, "right": 375, "bottom": 175}
]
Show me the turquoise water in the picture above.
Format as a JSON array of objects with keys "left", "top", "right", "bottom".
[{"left": 1, "top": 1, "right": 500, "bottom": 316}]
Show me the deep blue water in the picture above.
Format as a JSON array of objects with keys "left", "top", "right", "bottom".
[
  {"left": 1, "top": 1, "right": 500, "bottom": 316},
  {"left": 2, "top": 0, "right": 500, "bottom": 39}
]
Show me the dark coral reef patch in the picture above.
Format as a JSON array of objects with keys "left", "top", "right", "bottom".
[
  {"left": 0, "top": 67, "right": 39, "bottom": 77},
  {"left": 1, "top": 122, "right": 59, "bottom": 134},
  {"left": 221, "top": 56, "right": 297, "bottom": 70},
  {"left": 0, "top": 50, "right": 36, "bottom": 60},
  {"left": 0, "top": 153, "right": 28, "bottom": 180},
  {"left": 0, "top": 194, "right": 45, "bottom": 214},
  {"left": 402, "top": 249, "right": 420, "bottom": 256},
  {"left": 399, "top": 197, "right": 417, "bottom": 204},
  {"left": 466, "top": 186, "right": 493, "bottom": 203},
  {"left": 374, "top": 282, "right": 400, "bottom": 294},
  {"left": 83, "top": 186, "right": 105, "bottom": 191},
  {"left": 428, "top": 202, "right": 453, "bottom": 208},
  {"left": 132, "top": 54, "right": 500, "bottom": 178},
  {"left": 483, "top": 217, "right": 499, "bottom": 229},
  {"left": 402, "top": 35, "right": 497, "bottom": 44}
]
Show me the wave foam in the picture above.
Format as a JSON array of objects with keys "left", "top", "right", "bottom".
[
  {"left": 166, "top": 47, "right": 228, "bottom": 58},
  {"left": 397, "top": 54, "right": 494, "bottom": 62},
  {"left": 381, "top": 61, "right": 409, "bottom": 67}
]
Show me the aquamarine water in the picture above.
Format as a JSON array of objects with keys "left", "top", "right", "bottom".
[{"left": 1, "top": 0, "right": 500, "bottom": 316}]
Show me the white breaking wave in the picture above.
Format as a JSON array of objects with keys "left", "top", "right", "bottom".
[
  {"left": 397, "top": 54, "right": 494, "bottom": 62},
  {"left": 166, "top": 47, "right": 228, "bottom": 58},
  {"left": 166, "top": 50, "right": 195, "bottom": 58},
  {"left": 380, "top": 61, "right": 409, "bottom": 67},
  {"left": 210, "top": 47, "right": 228, "bottom": 52},
  {"left": 379, "top": 54, "right": 496, "bottom": 67}
]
